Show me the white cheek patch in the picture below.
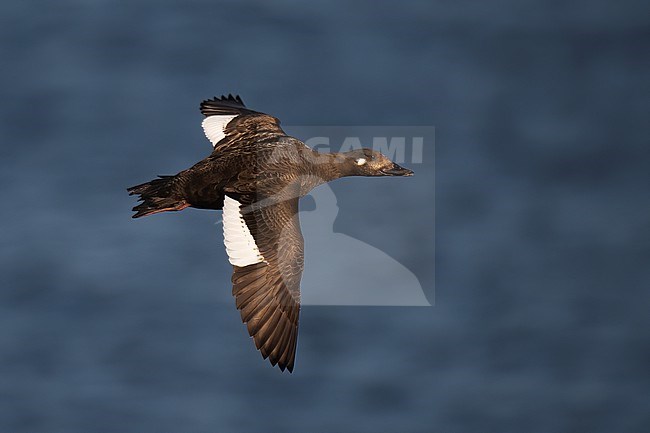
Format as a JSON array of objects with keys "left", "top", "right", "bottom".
[
  {"left": 222, "top": 196, "right": 265, "bottom": 266},
  {"left": 202, "top": 115, "right": 237, "bottom": 147},
  {"left": 356, "top": 158, "right": 367, "bottom": 166}
]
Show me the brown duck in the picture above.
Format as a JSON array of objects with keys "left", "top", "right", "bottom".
[{"left": 128, "top": 95, "right": 413, "bottom": 372}]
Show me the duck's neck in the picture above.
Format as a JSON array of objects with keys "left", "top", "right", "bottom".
[{"left": 307, "top": 151, "right": 356, "bottom": 183}]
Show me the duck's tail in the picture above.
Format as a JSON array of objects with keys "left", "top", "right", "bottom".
[{"left": 127, "top": 175, "right": 189, "bottom": 218}]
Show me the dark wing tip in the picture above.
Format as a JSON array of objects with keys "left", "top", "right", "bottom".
[
  {"left": 275, "top": 356, "right": 294, "bottom": 373},
  {"left": 232, "top": 262, "right": 300, "bottom": 374},
  {"left": 199, "top": 94, "right": 250, "bottom": 117},
  {"left": 210, "top": 93, "right": 246, "bottom": 106}
]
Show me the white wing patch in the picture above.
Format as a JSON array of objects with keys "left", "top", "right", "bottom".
[
  {"left": 202, "top": 115, "right": 237, "bottom": 147},
  {"left": 222, "top": 195, "right": 265, "bottom": 267}
]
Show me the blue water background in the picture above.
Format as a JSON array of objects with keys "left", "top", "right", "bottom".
[{"left": 1, "top": 1, "right": 649, "bottom": 432}]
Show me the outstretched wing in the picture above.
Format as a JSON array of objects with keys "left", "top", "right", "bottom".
[
  {"left": 221, "top": 193, "right": 303, "bottom": 372},
  {"left": 200, "top": 94, "right": 286, "bottom": 151}
]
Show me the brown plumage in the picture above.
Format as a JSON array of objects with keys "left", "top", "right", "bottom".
[{"left": 127, "top": 94, "right": 413, "bottom": 372}]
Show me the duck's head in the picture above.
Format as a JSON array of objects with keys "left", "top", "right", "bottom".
[{"left": 341, "top": 148, "right": 414, "bottom": 177}]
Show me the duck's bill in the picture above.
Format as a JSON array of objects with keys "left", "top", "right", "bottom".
[{"left": 380, "top": 163, "right": 414, "bottom": 176}]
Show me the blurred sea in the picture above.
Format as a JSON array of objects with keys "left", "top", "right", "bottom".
[{"left": 1, "top": 1, "right": 649, "bottom": 432}]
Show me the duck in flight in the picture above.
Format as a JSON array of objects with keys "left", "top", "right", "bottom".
[{"left": 127, "top": 95, "right": 413, "bottom": 372}]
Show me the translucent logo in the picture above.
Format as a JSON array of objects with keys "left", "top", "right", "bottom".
[{"left": 215, "top": 125, "right": 434, "bottom": 307}]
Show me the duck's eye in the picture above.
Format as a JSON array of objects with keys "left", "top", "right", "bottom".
[{"left": 355, "top": 158, "right": 367, "bottom": 166}]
